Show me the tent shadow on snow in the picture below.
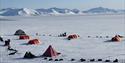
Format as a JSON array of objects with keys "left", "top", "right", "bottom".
[
  {"left": 104, "top": 40, "right": 114, "bottom": 42},
  {"left": 0, "top": 18, "right": 15, "bottom": 21},
  {"left": 13, "top": 57, "right": 25, "bottom": 60},
  {"left": 62, "top": 38, "right": 69, "bottom": 40},
  {"left": 20, "top": 39, "right": 41, "bottom": 45},
  {"left": 104, "top": 40, "right": 122, "bottom": 42},
  {"left": 20, "top": 43, "right": 29, "bottom": 45},
  {"left": 13, "top": 52, "right": 41, "bottom": 60},
  {"left": 105, "top": 40, "right": 125, "bottom": 42},
  {"left": 13, "top": 57, "right": 36, "bottom": 60},
  {"left": 0, "top": 44, "right": 5, "bottom": 46}
]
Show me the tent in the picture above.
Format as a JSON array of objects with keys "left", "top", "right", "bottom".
[
  {"left": 14, "top": 29, "right": 26, "bottom": 35},
  {"left": 111, "top": 35, "right": 121, "bottom": 42},
  {"left": 42, "top": 45, "right": 60, "bottom": 57},
  {"left": 67, "top": 34, "right": 79, "bottom": 40},
  {"left": 24, "top": 52, "right": 36, "bottom": 58},
  {"left": 19, "top": 35, "right": 30, "bottom": 40},
  {"left": 28, "top": 39, "right": 40, "bottom": 45}
]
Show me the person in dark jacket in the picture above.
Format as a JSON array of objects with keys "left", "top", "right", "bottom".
[
  {"left": 4, "top": 39, "right": 10, "bottom": 46},
  {"left": 0, "top": 36, "right": 4, "bottom": 42}
]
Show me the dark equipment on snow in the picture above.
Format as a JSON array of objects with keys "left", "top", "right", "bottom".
[{"left": 24, "top": 52, "right": 36, "bottom": 58}]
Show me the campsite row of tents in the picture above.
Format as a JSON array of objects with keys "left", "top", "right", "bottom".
[
  {"left": 0, "top": 29, "right": 124, "bottom": 61},
  {"left": 11, "top": 29, "right": 124, "bottom": 58},
  {"left": 18, "top": 35, "right": 40, "bottom": 45},
  {"left": 14, "top": 29, "right": 61, "bottom": 58},
  {"left": 14, "top": 29, "right": 80, "bottom": 45},
  {"left": 14, "top": 29, "right": 123, "bottom": 42},
  {"left": 14, "top": 29, "right": 40, "bottom": 44}
]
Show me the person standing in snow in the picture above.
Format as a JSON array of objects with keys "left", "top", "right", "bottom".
[
  {"left": 4, "top": 39, "right": 10, "bottom": 46},
  {"left": 0, "top": 36, "right": 4, "bottom": 42}
]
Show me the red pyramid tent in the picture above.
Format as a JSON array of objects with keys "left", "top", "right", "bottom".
[
  {"left": 67, "top": 34, "right": 79, "bottom": 40},
  {"left": 28, "top": 39, "right": 40, "bottom": 45},
  {"left": 42, "top": 45, "right": 60, "bottom": 57},
  {"left": 111, "top": 35, "right": 121, "bottom": 42},
  {"left": 19, "top": 35, "right": 30, "bottom": 40}
]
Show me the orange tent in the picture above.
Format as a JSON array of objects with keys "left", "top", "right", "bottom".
[
  {"left": 111, "top": 35, "right": 121, "bottom": 42},
  {"left": 28, "top": 39, "right": 40, "bottom": 45},
  {"left": 42, "top": 45, "right": 60, "bottom": 57},
  {"left": 19, "top": 35, "right": 30, "bottom": 40}
]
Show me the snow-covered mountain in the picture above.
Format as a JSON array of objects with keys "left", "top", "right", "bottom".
[
  {"left": 0, "top": 7, "right": 79, "bottom": 16},
  {"left": 36, "top": 7, "right": 79, "bottom": 15},
  {"left": 0, "top": 7, "right": 124, "bottom": 16},
  {"left": 83, "top": 7, "right": 125, "bottom": 14},
  {"left": 0, "top": 8, "right": 20, "bottom": 16},
  {"left": 0, "top": 8, "right": 39, "bottom": 16},
  {"left": 18, "top": 8, "right": 39, "bottom": 16}
]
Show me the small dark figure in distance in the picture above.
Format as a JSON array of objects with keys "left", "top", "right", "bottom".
[
  {"left": 71, "top": 58, "right": 75, "bottom": 61},
  {"left": 97, "top": 59, "right": 102, "bottom": 61},
  {"left": 113, "top": 59, "right": 118, "bottom": 62},
  {"left": 106, "top": 36, "right": 109, "bottom": 38},
  {"left": 62, "top": 32, "right": 67, "bottom": 37},
  {"left": 100, "top": 36, "right": 102, "bottom": 38},
  {"left": 96, "top": 36, "right": 98, "bottom": 38},
  {"left": 88, "top": 36, "right": 91, "bottom": 38},
  {"left": 44, "top": 57, "right": 47, "bottom": 60},
  {"left": 80, "top": 58, "right": 86, "bottom": 62},
  {"left": 59, "top": 59, "right": 63, "bottom": 61},
  {"left": 58, "top": 32, "right": 67, "bottom": 37},
  {"left": 48, "top": 58, "right": 53, "bottom": 61},
  {"left": 105, "top": 60, "right": 110, "bottom": 62},
  {"left": 54, "top": 59, "right": 59, "bottom": 61},
  {"left": 90, "top": 59, "right": 95, "bottom": 62}
]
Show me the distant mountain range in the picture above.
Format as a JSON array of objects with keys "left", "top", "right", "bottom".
[{"left": 0, "top": 7, "right": 125, "bottom": 16}]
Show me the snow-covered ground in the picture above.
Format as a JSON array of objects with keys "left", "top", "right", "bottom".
[{"left": 0, "top": 14, "right": 125, "bottom": 63}]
